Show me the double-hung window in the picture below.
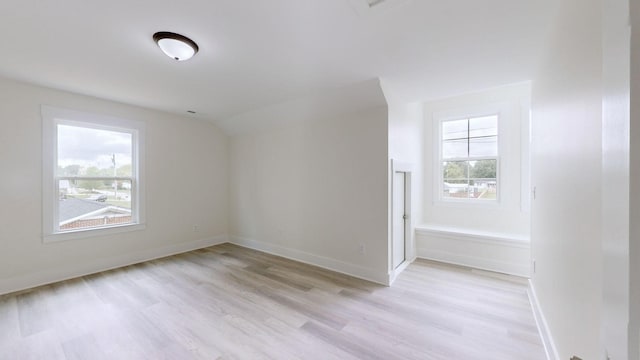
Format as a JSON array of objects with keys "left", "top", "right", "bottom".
[
  {"left": 440, "top": 114, "right": 498, "bottom": 201},
  {"left": 42, "top": 106, "right": 145, "bottom": 242}
]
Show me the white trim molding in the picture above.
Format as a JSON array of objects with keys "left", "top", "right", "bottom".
[
  {"left": 389, "top": 159, "right": 414, "bottom": 280},
  {"left": 229, "top": 235, "right": 389, "bottom": 285},
  {"left": 0, "top": 234, "right": 228, "bottom": 296},
  {"left": 432, "top": 102, "right": 507, "bottom": 206},
  {"left": 41, "top": 105, "right": 147, "bottom": 243},
  {"left": 528, "top": 279, "right": 559, "bottom": 360},
  {"left": 415, "top": 225, "right": 530, "bottom": 277},
  {"left": 388, "top": 256, "right": 414, "bottom": 285}
]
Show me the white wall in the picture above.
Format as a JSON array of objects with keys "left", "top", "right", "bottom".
[
  {"left": 602, "top": 0, "right": 632, "bottom": 357},
  {"left": 630, "top": 0, "right": 640, "bottom": 357},
  {"left": 421, "top": 83, "right": 531, "bottom": 236},
  {"left": 228, "top": 84, "right": 390, "bottom": 284},
  {"left": 388, "top": 101, "right": 424, "bottom": 267},
  {"left": 530, "top": 0, "right": 603, "bottom": 357},
  {"left": 0, "top": 77, "right": 229, "bottom": 294}
]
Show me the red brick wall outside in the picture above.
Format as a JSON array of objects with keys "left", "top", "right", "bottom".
[{"left": 60, "top": 216, "right": 132, "bottom": 230}]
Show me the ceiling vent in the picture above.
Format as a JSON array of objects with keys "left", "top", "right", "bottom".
[
  {"left": 347, "top": 0, "right": 410, "bottom": 15},
  {"left": 366, "top": 0, "right": 386, "bottom": 7}
]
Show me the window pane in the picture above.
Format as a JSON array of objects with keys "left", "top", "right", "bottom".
[
  {"left": 443, "top": 139, "right": 468, "bottom": 159},
  {"left": 442, "top": 182, "right": 471, "bottom": 199},
  {"left": 469, "top": 159, "right": 497, "bottom": 179},
  {"left": 469, "top": 135, "right": 497, "bottom": 157},
  {"left": 443, "top": 161, "right": 470, "bottom": 198},
  {"left": 469, "top": 160, "right": 497, "bottom": 199},
  {"left": 59, "top": 179, "right": 132, "bottom": 231},
  {"left": 443, "top": 161, "right": 468, "bottom": 180},
  {"left": 442, "top": 119, "right": 468, "bottom": 140},
  {"left": 57, "top": 125, "right": 132, "bottom": 177},
  {"left": 469, "top": 115, "right": 497, "bottom": 138}
]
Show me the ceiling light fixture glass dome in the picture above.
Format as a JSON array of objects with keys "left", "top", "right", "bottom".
[{"left": 153, "top": 32, "right": 199, "bottom": 61}]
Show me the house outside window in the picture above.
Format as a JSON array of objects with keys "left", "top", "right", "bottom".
[
  {"left": 42, "top": 106, "right": 145, "bottom": 242},
  {"left": 439, "top": 114, "right": 499, "bottom": 201}
]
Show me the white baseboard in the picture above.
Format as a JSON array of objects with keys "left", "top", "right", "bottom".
[
  {"left": 415, "top": 226, "right": 530, "bottom": 277},
  {"left": 528, "top": 279, "right": 559, "bottom": 360},
  {"left": 229, "top": 235, "right": 389, "bottom": 285},
  {"left": 417, "top": 249, "right": 529, "bottom": 277},
  {"left": 0, "top": 234, "right": 228, "bottom": 296}
]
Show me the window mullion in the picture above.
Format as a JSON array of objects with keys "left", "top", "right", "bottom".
[
  {"left": 58, "top": 176, "right": 133, "bottom": 181},
  {"left": 467, "top": 118, "right": 470, "bottom": 158},
  {"left": 439, "top": 115, "right": 498, "bottom": 202}
]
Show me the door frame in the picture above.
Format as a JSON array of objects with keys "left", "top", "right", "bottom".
[{"left": 389, "top": 159, "right": 413, "bottom": 284}]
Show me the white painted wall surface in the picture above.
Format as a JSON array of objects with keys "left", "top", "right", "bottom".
[
  {"left": 630, "top": 0, "right": 640, "bottom": 358},
  {"left": 530, "top": 0, "right": 603, "bottom": 357},
  {"left": 422, "top": 83, "right": 531, "bottom": 236},
  {"left": 0, "top": 77, "right": 229, "bottom": 294},
  {"left": 602, "top": 0, "right": 631, "bottom": 357},
  {"left": 388, "top": 101, "right": 424, "bottom": 267},
  {"left": 228, "top": 104, "right": 390, "bottom": 284}
]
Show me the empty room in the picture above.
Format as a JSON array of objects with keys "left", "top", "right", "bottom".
[{"left": 0, "top": 0, "right": 637, "bottom": 359}]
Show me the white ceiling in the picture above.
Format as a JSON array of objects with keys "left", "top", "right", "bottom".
[{"left": 0, "top": 0, "right": 555, "bottom": 130}]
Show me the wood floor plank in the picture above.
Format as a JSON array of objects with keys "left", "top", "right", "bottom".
[
  {"left": 0, "top": 295, "right": 20, "bottom": 350},
  {"left": 0, "top": 244, "right": 546, "bottom": 359},
  {"left": 62, "top": 333, "right": 112, "bottom": 360},
  {"left": 1, "top": 329, "right": 66, "bottom": 360},
  {"left": 16, "top": 286, "right": 56, "bottom": 337}
]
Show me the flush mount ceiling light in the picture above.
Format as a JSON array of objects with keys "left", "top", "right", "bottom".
[{"left": 153, "top": 32, "right": 199, "bottom": 61}]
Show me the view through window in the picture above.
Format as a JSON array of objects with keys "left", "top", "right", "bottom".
[
  {"left": 56, "top": 124, "right": 135, "bottom": 231},
  {"left": 441, "top": 115, "right": 498, "bottom": 200}
]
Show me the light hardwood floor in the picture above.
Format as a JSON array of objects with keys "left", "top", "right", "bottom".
[{"left": 0, "top": 244, "right": 546, "bottom": 359}]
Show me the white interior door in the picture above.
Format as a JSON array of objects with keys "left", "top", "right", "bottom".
[{"left": 392, "top": 171, "right": 406, "bottom": 269}]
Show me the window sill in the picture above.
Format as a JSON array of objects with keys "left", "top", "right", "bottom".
[
  {"left": 43, "top": 223, "right": 146, "bottom": 244},
  {"left": 415, "top": 224, "right": 530, "bottom": 246},
  {"left": 433, "top": 199, "right": 501, "bottom": 209}
]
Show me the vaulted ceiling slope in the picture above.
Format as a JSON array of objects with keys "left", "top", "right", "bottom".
[{"left": 0, "top": 0, "right": 555, "bottom": 132}]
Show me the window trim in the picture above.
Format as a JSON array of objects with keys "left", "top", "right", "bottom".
[
  {"left": 42, "top": 105, "right": 146, "bottom": 243},
  {"left": 433, "top": 104, "right": 504, "bottom": 206}
]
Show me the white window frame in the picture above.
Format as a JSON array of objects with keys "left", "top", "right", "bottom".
[
  {"left": 434, "top": 104, "right": 504, "bottom": 206},
  {"left": 42, "top": 105, "right": 146, "bottom": 243}
]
